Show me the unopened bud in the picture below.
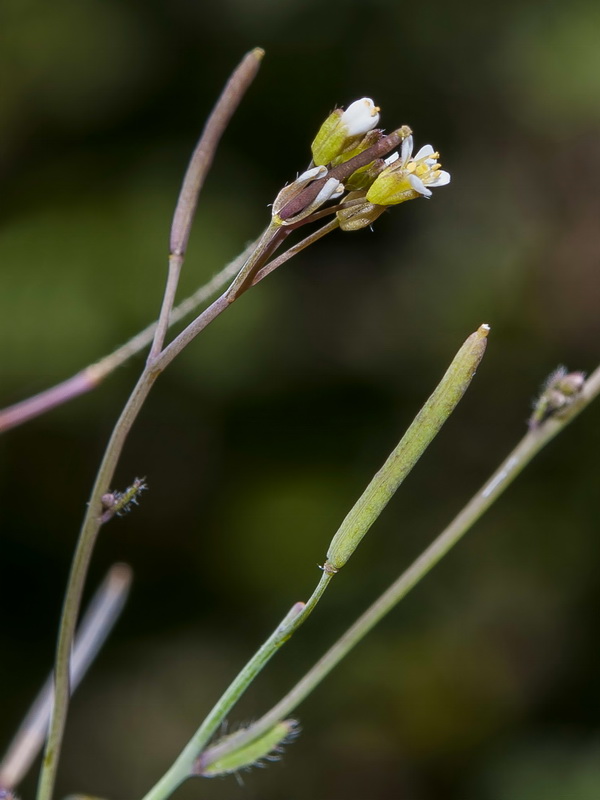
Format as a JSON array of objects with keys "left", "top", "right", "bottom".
[
  {"left": 311, "top": 98, "right": 380, "bottom": 166},
  {"left": 529, "top": 367, "right": 586, "bottom": 428},
  {"left": 272, "top": 166, "right": 327, "bottom": 217}
]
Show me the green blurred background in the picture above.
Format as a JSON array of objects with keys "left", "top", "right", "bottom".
[{"left": 1, "top": 1, "right": 600, "bottom": 799}]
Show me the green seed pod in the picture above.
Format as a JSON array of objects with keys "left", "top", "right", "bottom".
[{"left": 325, "top": 325, "right": 490, "bottom": 570}]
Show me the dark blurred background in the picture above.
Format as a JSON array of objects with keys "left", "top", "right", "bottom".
[{"left": 1, "top": 1, "right": 600, "bottom": 799}]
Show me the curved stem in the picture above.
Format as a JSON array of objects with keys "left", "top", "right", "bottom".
[{"left": 149, "top": 48, "right": 264, "bottom": 361}]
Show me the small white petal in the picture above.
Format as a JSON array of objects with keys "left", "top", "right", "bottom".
[
  {"left": 314, "top": 177, "right": 343, "bottom": 206},
  {"left": 428, "top": 170, "right": 451, "bottom": 187},
  {"left": 408, "top": 173, "right": 432, "bottom": 197},
  {"left": 384, "top": 151, "right": 400, "bottom": 166},
  {"left": 297, "top": 166, "right": 327, "bottom": 182},
  {"left": 414, "top": 144, "right": 435, "bottom": 161},
  {"left": 341, "top": 98, "right": 380, "bottom": 136},
  {"left": 400, "top": 135, "right": 414, "bottom": 166}
]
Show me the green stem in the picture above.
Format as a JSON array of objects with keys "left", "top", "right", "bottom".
[
  {"left": 35, "top": 292, "right": 231, "bottom": 800},
  {"left": 140, "top": 572, "right": 333, "bottom": 800},
  {"left": 141, "top": 323, "right": 490, "bottom": 794},
  {"left": 34, "top": 49, "right": 267, "bottom": 800},
  {"left": 200, "top": 363, "right": 600, "bottom": 769}
]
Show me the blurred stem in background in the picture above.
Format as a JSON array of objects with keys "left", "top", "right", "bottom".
[{"left": 0, "top": 565, "right": 132, "bottom": 791}]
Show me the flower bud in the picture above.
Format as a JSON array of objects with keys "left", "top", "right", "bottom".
[
  {"left": 272, "top": 166, "right": 327, "bottom": 218},
  {"left": 274, "top": 176, "right": 343, "bottom": 226},
  {"left": 529, "top": 367, "right": 586, "bottom": 428},
  {"left": 311, "top": 98, "right": 380, "bottom": 166}
]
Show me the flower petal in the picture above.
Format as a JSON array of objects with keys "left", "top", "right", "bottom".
[
  {"left": 428, "top": 170, "right": 451, "bottom": 187},
  {"left": 341, "top": 98, "right": 380, "bottom": 136},
  {"left": 400, "top": 135, "right": 413, "bottom": 167},
  {"left": 408, "top": 173, "right": 432, "bottom": 197},
  {"left": 414, "top": 144, "right": 435, "bottom": 161}
]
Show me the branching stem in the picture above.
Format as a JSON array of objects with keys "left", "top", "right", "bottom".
[{"left": 199, "top": 364, "right": 600, "bottom": 770}]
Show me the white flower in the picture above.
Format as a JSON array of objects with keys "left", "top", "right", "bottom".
[
  {"left": 340, "top": 98, "right": 381, "bottom": 136},
  {"left": 367, "top": 135, "right": 451, "bottom": 205}
]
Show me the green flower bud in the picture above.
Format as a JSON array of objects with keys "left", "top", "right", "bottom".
[{"left": 311, "top": 98, "right": 380, "bottom": 166}]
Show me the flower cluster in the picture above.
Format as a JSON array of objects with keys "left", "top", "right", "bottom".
[{"left": 271, "top": 98, "right": 450, "bottom": 232}]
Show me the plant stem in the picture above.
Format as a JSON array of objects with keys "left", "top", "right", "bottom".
[
  {"left": 0, "top": 565, "right": 132, "bottom": 791},
  {"left": 141, "top": 324, "right": 489, "bottom": 795},
  {"left": 34, "top": 49, "right": 265, "bottom": 800},
  {"left": 35, "top": 291, "right": 232, "bottom": 800},
  {"left": 199, "top": 364, "right": 600, "bottom": 769},
  {"left": 34, "top": 154, "right": 341, "bottom": 800},
  {"left": 0, "top": 241, "right": 258, "bottom": 435},
  {"left": 252, "top": 219, "right": 340, "bottom": 285},
  {"left": 149, "top": 48, "right": 264, "bottom": 361},
  {"left": 140, "top": 572, "right": 333, "bottom": 800}
]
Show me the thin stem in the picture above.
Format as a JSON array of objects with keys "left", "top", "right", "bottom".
[
  {"left": 148, "top": 48, "right": 264, "bottom": 361},
  {"left": 252, "top": 219, "right": 340, "bottom": 285},
  {"left": 36, "top": 290, "right": 231, "bottom": 800},
  {"left": 140, "top": 572, "right": 333, "bottom": 800},
  {"left": 223, "top": 221, "right": 288, "bottom": 302},
  {"left": 0, "top": 564, "right": 132, "bottom": 791},
  {"left": 200, "top": 364, "right": 600, "bottom": 769},
  {"left": 35, "top": 189, "right": 337, "bottom": 800},
  {"left": 142, "top": 325, "right": 489, "bottom": 794}
]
